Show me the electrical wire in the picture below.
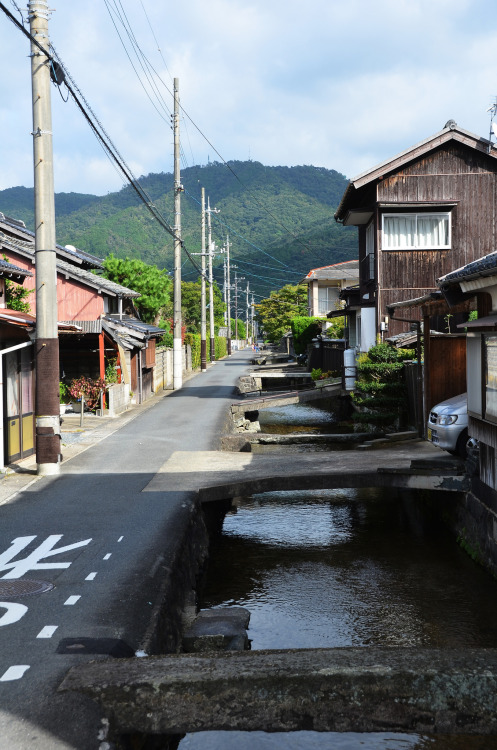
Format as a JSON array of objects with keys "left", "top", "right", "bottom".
[{"left": 0, "top": 3, "right": 207, "bottom": 280}]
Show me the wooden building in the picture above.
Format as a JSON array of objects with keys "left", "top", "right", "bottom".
[{"left": 334, "top": 121, "right": 497, "bottom": 350}]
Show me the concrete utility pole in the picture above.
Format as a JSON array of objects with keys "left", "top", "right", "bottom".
[
  {"left": 29, "top": 0, "right": 60, "bottom": 475},
  {"left": 245, "top": 282, "right": 250, "bottom": 346},
  {"left": 226, "top": 236, "right": 232, "bottom": 356},
  {"left": 200, "top": 187, "right": 207, "bottom": 372},
  {"left": 251, "top": 293, "right": 255, "bottom": 342},
  {"left": 173, "top": 78, "right": 182, "bottom": 390},
  {"left": 206, "top": 199, "right": 219, "bottom": 361}
]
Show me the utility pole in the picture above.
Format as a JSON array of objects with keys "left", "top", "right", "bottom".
[
  {"left": 245, "top": 282, "right": 250, "bottom": 346},
  {"left": 206, "top": 199, "right": 219, "bottom": 361},
  {"left": 200, "top": 187, "right": 207, "bottom": 372},
  {"left": 226, "top": 236, "right": 232, "bottom": 356},
  {"left": 29, "top": 0, "right": 60, "bottom": 475},
  {"left": 233, "top": 271, "right": 244, "bottom": 342},
  {"left": 173, "top": 78, "right": 182, "bottom": 390},
  {"left": 251, "top": 293, "right": 255, "bottom": 342},
  {"left": 222, "top": 257, "right": 227, "bottom": 326}
]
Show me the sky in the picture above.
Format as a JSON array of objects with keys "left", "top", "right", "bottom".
[{"left": 1, "top": 0, "right": 497, "bottom": 196}]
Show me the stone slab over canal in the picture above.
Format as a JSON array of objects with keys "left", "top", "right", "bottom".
[
  {"left": 143, "top": 442, "right": 468, "bottom": 501},
  {"left": 59, "top": 646, "right": 497, "bottom": 735}
]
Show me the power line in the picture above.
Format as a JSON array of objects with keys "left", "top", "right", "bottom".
[{"left": 0, "top": 2, "right": 207, "bottom": 280}]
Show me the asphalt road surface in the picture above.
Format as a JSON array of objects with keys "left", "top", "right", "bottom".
[{"left": 0, "top": 350, "right": 253, "bottom": 749}]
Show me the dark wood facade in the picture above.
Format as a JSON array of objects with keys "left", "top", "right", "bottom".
[{"left": 336, "top": 126, "right": 497, "bottom": 339}]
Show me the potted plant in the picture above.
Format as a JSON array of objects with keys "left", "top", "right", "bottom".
[{"left": 59, "top": 382, "right": 70, "bottom": 414}]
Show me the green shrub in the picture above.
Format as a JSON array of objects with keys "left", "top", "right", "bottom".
[
  {"left": 185, "top": 332, "right": 201, "bottom": 370},
  {"left": 291, "top": 317, "right": 321, "bottom": 355}
]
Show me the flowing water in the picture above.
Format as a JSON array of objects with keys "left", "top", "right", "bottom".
[
  {"left": 257, "top": 400, "right": 346, "bottom": 435},
  {"left": 179, "top": 487, "right": 497, "bottom": 749}
]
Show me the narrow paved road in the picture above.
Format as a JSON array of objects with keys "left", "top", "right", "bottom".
[{"left": 0, "top": 350, "right": 253, "bottom": 749}]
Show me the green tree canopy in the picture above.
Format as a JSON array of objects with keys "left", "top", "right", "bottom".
[
  {"left": 102, "top": 254, "right": 171, "bottom": 324},
  {"left": 181, "top": 278, "right": 225, "bottom": 333},
  {"left": 256, "top": 284, "right": 308, "bottom": 343}
]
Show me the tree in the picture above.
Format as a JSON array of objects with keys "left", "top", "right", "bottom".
[
  {"left": 256, "top": 284, "right": 308, "bottom": 343},
  {"left": 180, "top": 278, "right": 226, "bottom": 333},
  {"left": 102, "top": 254, "right": 171, "bottom": 324},
  {"left": 3, "top": 256, "right": 31, "bottom": 313},
  {"left": 230, "top": 317, "right": 246, "bottom": 340}
]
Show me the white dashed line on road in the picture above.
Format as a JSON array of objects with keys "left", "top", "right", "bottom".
[
  {"left": 117, "top": 536, "right": 124, "bottom": 542},
  {"left": 64, "top": 595, "right": 81, "bottom": 606},
  {"left": 85, "top": 572, "right": 97, "bottom": 581},
  {"left": 37, "top": 626, "right": 58, "bottom": 639},
  {"left": 103, "top": 553, "right": 111, "bottom": 560},
  {"left": 0, "top": 665, "right": 30, "bottom": 681}
]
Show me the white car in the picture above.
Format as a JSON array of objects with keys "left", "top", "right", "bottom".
[{"left": 427, "top": 393, "right": 468, "bottom": 457}]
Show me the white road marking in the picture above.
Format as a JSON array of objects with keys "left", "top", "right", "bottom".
[
  {"left": 85, "top": 572, "right": 97, "bottom": 581},
  {"left": 117, "top": 536, "right": 124, "bottom": 542},
  {"left": 103, "top": 554, "right": 111, "bottom": 560},
  {"left": 0, "top": 665, "right": 30, "bottom": 681},
  {"left": 0, "top": 535, "right": 92, "bottom": 579},
  {"left": 0, "top": 602, "right": 28, "bottom": 627},
  {"left": 64, "top": 595, "right": 81, "bottom": 606},
  {"left": 37, "top": 626, "right": 58, "bottom": 639}
]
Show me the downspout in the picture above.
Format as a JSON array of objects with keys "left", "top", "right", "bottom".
[{"left": 0, "top": 341, "right": 34, "bottom": 473}]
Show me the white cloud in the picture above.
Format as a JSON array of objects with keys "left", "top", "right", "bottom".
[{"left": 1, "top": 0, "right": 497, "bottom": 194}]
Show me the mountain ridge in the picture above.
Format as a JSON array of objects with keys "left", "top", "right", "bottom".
[{"left": 0, "top": 161, "right": 357, "bottom": 297}]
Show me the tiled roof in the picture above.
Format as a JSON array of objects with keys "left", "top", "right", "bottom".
[
  {"left": 0, "top": 213, "right": 103, "bottom": 268},
  {"left": 302, "top": 260, "right": 359, "bottom": 283},
  {"left": 56, "top": 257, "right": 141, "bottom": 298},
  {"left": 0, "top": 258, "right": 32, "bottom": 279},
  {"left": 438, "top": 252, "right": 497, "bottom": 287}
]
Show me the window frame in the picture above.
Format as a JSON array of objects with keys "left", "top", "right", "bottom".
[{"left": 381, "top": 211, "right": 451, "bottom": 251}]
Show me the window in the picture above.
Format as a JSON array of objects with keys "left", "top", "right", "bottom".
[
  {"left": 365, "top": 222, "right": 375, "bottom": 279},
  {"left": 382, "top": 212, "right": 450, "bottom": 250},
  {"left": 485, "top": 335, "right": 497, "bottom": 421},
  {"left": 318, "top": 286, "right": 339, "bottom": 315}
]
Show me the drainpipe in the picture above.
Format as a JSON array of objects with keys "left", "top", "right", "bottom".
[
  {"left": 387, "top": 309, "right": 423, "bottom": 437},
  {"left": 0, "top": 341, "right": 34, "bottom": 473}
]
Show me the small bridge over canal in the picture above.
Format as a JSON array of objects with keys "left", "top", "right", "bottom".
[{"left": 143, "top": 440, "right": 468, "bottom": 501}]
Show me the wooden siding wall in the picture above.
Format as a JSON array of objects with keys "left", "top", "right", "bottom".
[
  {"left": 375, "top": 144, "right": 497, "bottom": 337},
  {"left": 427, "top": 335, "right": 466, "bottom": 409}
]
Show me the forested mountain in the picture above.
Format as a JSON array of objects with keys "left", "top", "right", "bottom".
[{"left": 0, "top": 161, "right": 357, "bottom": 297}]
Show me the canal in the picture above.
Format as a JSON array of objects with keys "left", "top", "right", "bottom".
[{"left": 178, "top": 399, "right": 497, "bottom": 748}]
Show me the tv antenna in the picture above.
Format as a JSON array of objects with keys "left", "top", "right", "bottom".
[{"left": 487, "top": 97, "right": 497, "bottom": 150}]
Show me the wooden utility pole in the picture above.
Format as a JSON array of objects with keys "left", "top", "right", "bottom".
[
  {"left": 29, "top": 0, "right": 60, "bottom": 475},
  {"left": 173, "top": 78, "right": 182, "bottom": 390},
  {"left": 226, "top": 236, "right": 232, "bottom": 356},
  {"left": 200, "top": 187, "right": 207, "bottom": 372}
]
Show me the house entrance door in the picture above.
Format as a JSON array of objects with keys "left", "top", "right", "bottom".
[{"left": 4, "top": 348, "right": 35, "bottom": 464}]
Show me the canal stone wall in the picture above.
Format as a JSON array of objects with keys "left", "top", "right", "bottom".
[{"left": 59, "top": 646, "right": 497, "bottom": 735}]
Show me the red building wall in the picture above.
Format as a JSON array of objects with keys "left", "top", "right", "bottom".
[{"left": 3, "top": 250, "right": 105, "bottom": 320}]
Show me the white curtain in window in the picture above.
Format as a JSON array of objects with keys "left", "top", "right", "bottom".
[
  {"left": 417, "top": 216, "right": 449, "bottom": 248},
  {"left": 383, "top": 216, "right": 415, "bottom": 249},
  {"left": 318, "top": 287, "right": 339, "bottom": 315}
]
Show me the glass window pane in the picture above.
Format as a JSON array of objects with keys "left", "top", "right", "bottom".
[
  {"left": 485, "top": 336, "right": 497, "bottom": 420},
  {"left": 6, "top": 353, "right": 19, "bottom": 418},
  {"left": 383, "top": 216, "right": 415, "bottom": 249},
  {"left": 417, "top": 216, "right": 449, "bottom": 248}
]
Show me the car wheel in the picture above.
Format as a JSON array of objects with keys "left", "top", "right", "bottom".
[{"left": 456, "top": 428, "right": 469, "bottom": 459}]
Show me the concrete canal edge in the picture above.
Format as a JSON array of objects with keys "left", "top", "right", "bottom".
[{"left": 59, "top": 646, "right": 497, "bottom": 735}]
